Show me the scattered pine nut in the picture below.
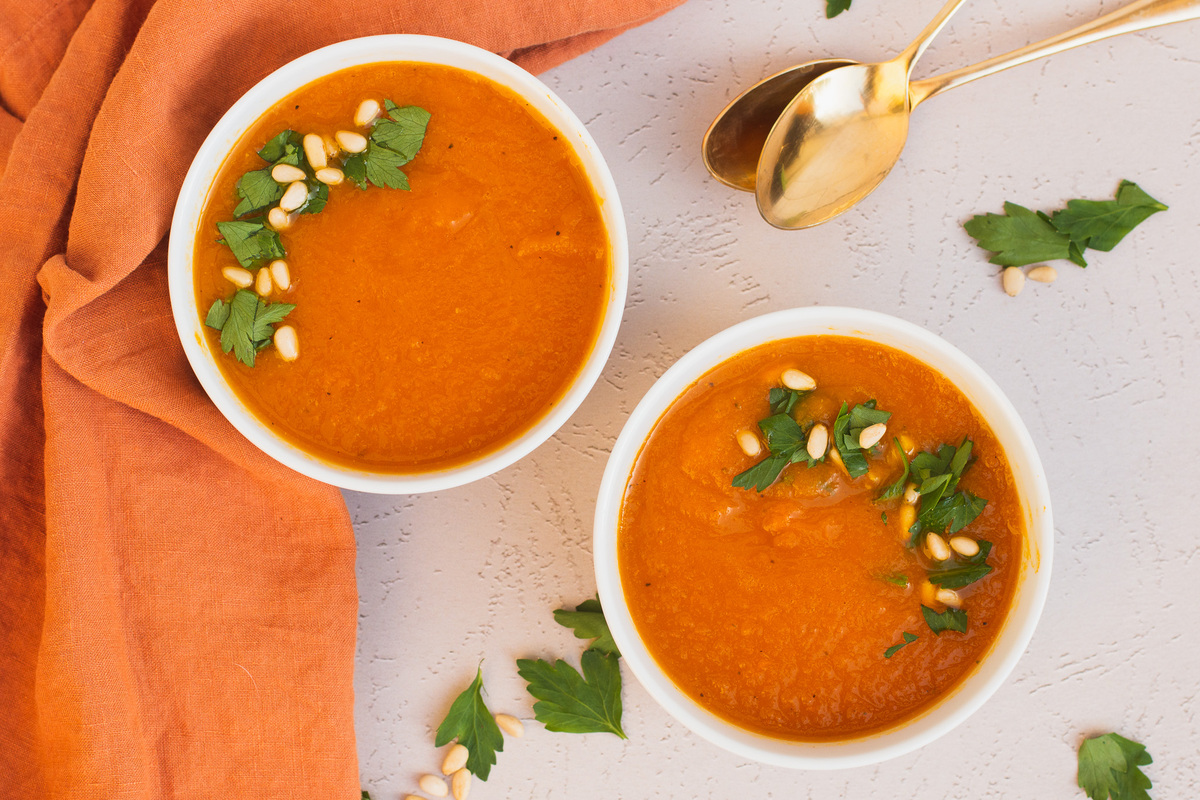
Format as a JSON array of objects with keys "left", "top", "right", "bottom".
[
  {"left": 255, "top": 266, "right": 273, "bottom": 297},
  {"left": 404, "top": 796, "right": 424, "bottom": 800},
  {"left": 266, "top": 207, "right": 293, "bottom": 230},
  {"left": 1027, "top": 265, "right": 1058, "bottom": 284},
  {"left": 807, "top": 423, "right": 829, "bottom": 460},
  {"left": 355, "top": 98, "right": 381, "bottom": 127},
  {"left": 441, "top": 744, "right": 469, "bottom": 776},
  {"left": 302, "top": 133, "right": 327, "bottom": 169},
  {"left": 335, "top": 130, "right": 368, "bottom": 153},
  {"left": 316, "top": 167, "right": 344, "bottom": 185},
  {"left": 273, "top": 325, "right": 299, "bottom": 362},
  {"left": 451, "top": 768, "right": 471, "bottom": 800},
  {"left": 903, "top": 483, "right": 920, "bottom": 505},
  {"left": 418, "top": 774, "right": 449, "bottom": 798},
  {"left": 1002, "top": 266, "right": 1025, "bottom": 297},
  {"left": 859, "top": 422, "right": 887, "bottom": 450},
  {"left": 736, "top": 429, "right": 762, "bottom": 458},
  {"left": 949, "top": 536, "right": 980, "bottom": 558},
  {"left": 935, "top": 588, "right": 963, "bottom": 608},
  {"left": 898, "top": 503, "right": 916, "bottom": 538},
  {"left": 270, "top": 163, "right": 306, "bottom": 183},
  {"left": 495, "top": 713, "right": 524, "bottom": 738},
  {"left": 322, "top": 134, "right": 340, "bottom": 158},
  {"left": 221, "top": 266, "right": 253, "bottom": 288},
  {"left": 898, "top": 433, "right": 916, "bottom": 456},
  {"left": 279, "top": 181, "right": 308, "bottom": 212},
  {"left": 925, "top": 532, "right": 951, "bottom": 562},
  {"left": 269, "top": 259, "right": 290, "bottom": 292},
  {"left": 919, "top": 579, "right": 937, "bottom": 606},
  {"left": 826, "top": 444, "right": 847, "bottom": 476},
  {"left": 780, "top": 368, "right": 816, "bottom": 391}
]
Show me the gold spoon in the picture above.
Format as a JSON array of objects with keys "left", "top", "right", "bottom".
[
  {"left": 702, "top": 0, "right": 966, "bottom": 193},
  {"left": 756, "top": 0, "right": 1200, "bottom": 230}
]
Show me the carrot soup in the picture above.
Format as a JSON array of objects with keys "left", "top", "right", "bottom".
[
  {"left": 193, "top": 62, "right": 610, "bottom": 472},
  {"left": 617, "top": 336, "right": 1024, "bottom": 740}
]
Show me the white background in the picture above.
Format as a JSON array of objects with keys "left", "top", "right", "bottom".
[{"left": 350, "top": 0, "right": 1200, "bottom": 796}]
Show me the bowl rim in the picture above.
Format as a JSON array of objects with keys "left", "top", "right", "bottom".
[
  {"left": 593, "top": 307, "right": 1053, "bottom": 769},
  {"left": 168, "top": 34, "right": 628, "bottom": 494}
]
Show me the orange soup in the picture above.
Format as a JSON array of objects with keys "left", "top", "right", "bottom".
[
  {"left": 618, "top": 337, "right": 1023, "bottom": 740},
  {"left": 193, "top": 62, "right": 610, "bottom": 471}
]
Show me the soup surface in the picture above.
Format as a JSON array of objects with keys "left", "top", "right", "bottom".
[
  {"left": 618, "top": 337, "right": 1023, "bottom": 740},
  {"left": 194, "top": 62, "right": 610, "bottom": 471}
]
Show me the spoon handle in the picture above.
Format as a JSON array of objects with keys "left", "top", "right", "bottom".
[
  {"left": 909, "top": 0, "right": 1200, "bottom": 107},
  {"left": 900, "top": 0, "right": 970, "bottom": 78}
]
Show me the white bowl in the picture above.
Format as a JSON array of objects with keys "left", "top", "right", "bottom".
[
  {"left": 168, "top": 35, "right": 628, "bottom": 494},
  {"left": 594, "top": 307, "right": 1052, "bottom": 769}
]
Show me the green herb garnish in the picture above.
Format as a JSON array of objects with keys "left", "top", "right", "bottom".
[
  {"left": 905, "top": 439, "right": 986, "bottom": 544},
  {"left": 879, "top": 573, "right": 909, "bottom": 587},
  {"left": 554, "top": 597, "right": 620, "bottom": 657},
  {"left": 233, "top": 168, "right": 284, "bottom": 218},
  {"left": 884, "top": 632, "right": 918, "bottom": 658},
  {"left": 768, "top": 386, "right": 810, "bottom": 415},
  {"left": 964, "top": 180, "right": 1166, "bottom": 268},
  {"left": 921, "top": 604, "right": 967, "bottom": 635},
  {"left": 732, "top": 405, "right": 821, "bottom": 492},
  {"left": 344, "top": 100, "right": 431, "bottom": 190},
  {"left": 826, "top": 0, "right": 852, "bottom": 17},
  {"left": 215, "top": 220, "right": 285, "bottom": 269},
  {"left": 1078, "top": 732, "right": 1154, "bottom": 800},
  {"left": 928, "top": 540, "right": 993, "bottom": 589},
  {"left": 257, "top": 129, "right": 305, "bottom": 164},
  {"left": 434, "top": 666, "right": 505, "bottom": 780},
  {"left": 877, "top": 438, "right": 910, "bottom": 501},
  {"left": 517, "top": 650, "right": 626, "bottom": 738},
  {"left": 832, "top": 400, "right": 890, "bottom": 479},
  {"left": 204, "top": 290, "right": 294, "bottom": 367}
]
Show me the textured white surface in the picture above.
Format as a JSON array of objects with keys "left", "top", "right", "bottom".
[{"left": 350, "top": 0, "right": 1200, "bottom": 796}]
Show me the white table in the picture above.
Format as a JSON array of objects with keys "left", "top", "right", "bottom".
[{"left": 350, "top": 0, "right": 1200, "bottom": 795}]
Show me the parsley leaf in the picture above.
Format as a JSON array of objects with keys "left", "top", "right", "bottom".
[
  {"left": 204, "top": 290, "right": 294, "bottom": 367},
  {"left": 732, "top": 453, "right": 790, "bottom": 492},
  {"left": 554, "top": 597, "right": 620, "bottom": 657},
  {"left": 921, "top": 604, "right": 967, "bottom": 635},
  {"left": 884, "top": 632, "right": 918, "bottom": 658},
  {"left": 342, "top": 153, "right": 367, "bottom": 190},
  {"left": 826, "top": 0, "right": 852, "bottom": 17},
  {"left": 768, "top": 386, "right": 809, "bottom": 415},
  {"left": 434, "top": 667, "right": 505, "bottom": 780},
  {"left": 905, "top": 439, "right": 986, "bottom": 543},
  {"left": 1051, "top": 180, "right": 1167, "bottom": 253},
  {"left": 877, "top": 438, "right": 910, "bottom": 501},
  {"left": 1078, "top": 732, "right": 1154, "bottom": 800},
  {"left": 833, "top": 400, "right": 890, "bottom": 479},
  {"left": 362, "top": 141, "right": 412, "bottom": 190},
  {"left": 964, "top": 202, "right": 1088, "bottom": 268},
  {"left": 297, "top": 180, "right": 328, "bottom": 215},
  {"left": 371, "top": 101, "right": 431, "bottom": 163},
  {"left": 233, "top": 167, "right": 283, "bottom": 217},
  {"left": 257, "top": 129, "right": 303, "bottom": 163},
  {"left": 517, "top": 650, "right": 626, "bottom": 738},
  {"left": 215, "top": 220, "right": 285, "bottom": 268},
  {"left": 732, "top": 404, "right": 821, "bottom": 492},
  {"left": 929, "top": 540, "right": 993, "bottom": 589}
]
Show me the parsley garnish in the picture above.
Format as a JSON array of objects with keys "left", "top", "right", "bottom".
[
  {"left": 832, "top": 400, "right": 890, "bottom": 479},
  {"left": 905, "top": 440, "right": 987, "bottom": 545},
  {"left": 516, "top": 650, "right": 627, "bottom": 738},
  {"left": 214, "top": 220, "right": 285, "bottom": 269},
  {"left": 1078, "top": 733, "right": 1154, "bottom": 800},
  {"left": 554, "top": 597, "right": 620, "bottom": 657},
  {"left": 732, "top": 389, "right": 823, "bottom": 492},
  {"left": 928, "top": 540, "right": 993, "bottom": 589},
  {"left": 877, "top": 438, "right": 910, "bottom": 501},
  {"left": 826, "top": 0, "right": 852, "bottom": 17},
  {"left": 921, "top": 604, "right": 967, "bottom": 635},
  {"left": 233, "top": 168, "right": 283, "bottom": 218},
  {"left": 768, "top": 386, "right": 810, "bottom": 415},
  {"left": 434, "top": 667, "right": 505, "bottom": 780},
  {"left": 204, "top": 290, "right": 294, "bottom": 367},
  {"left": 343, "top": 100, "right": 430, "bottom": 190},
  {"left": 884, "top": 632, "right": 918, "bottom": 658},
  {"left": 964, "top": 181, "right": 1166, "bottom": 268}
]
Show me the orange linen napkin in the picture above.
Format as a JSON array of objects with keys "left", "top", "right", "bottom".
[{"left": 0, "top": 1, "right": 682, "bottom": 797}]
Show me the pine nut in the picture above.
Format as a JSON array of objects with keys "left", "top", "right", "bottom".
[
  {"left": 495, "top": 713, "right": 524, "bottom": 738},
  {"left": 898, "top": 433, "right": 916, "bottom": 456},
  {"left": 322, "top": 135, "right": 340, "bottom": 158},
  {"left": 903, "top": 483, "right": 920, "bottom": 505},
  {"left": 827, "top": 444, "right": 847, "bottom": 475},
  {"left": 418, "top": 774, "right": 448, "bottom": 797},
  {"left": 736, "top": 429, "right": 761, "bottom": 458},
  {"left": 920, "top": 579, "right": 937, "bottom": 606},
  {"left": 279, "top": 181, "right": 308, "bottom": 212},
  {"left": 255, "top": 266, "right": 272, "bottom": 297},
  {"left": 270, "top": 163, "right": 306, "bottom": 183},
  {"left": 404, "top": 796, "right": 424, "bottom": 800},
  {"left": 1002, "top": 266, "right": 1025, "bottom": 297},
  {"left": 221, "top": 266, "right": 253, "bottom": 288},
  {"left": 898, "top": 503, "right": 916, "bottom": 537},
  {"left": 806, "top": 423, "right": 829, "bottom": 460},
  {"left": 949, "top": 536, "right": 980, "bottom": 558},
  {"left": 780, "top": 368, "right": 816, "bottom": 391},
  {"left": 266, "top": 207, "right": 293, "bottom": 230},
  {"left": 925, "top": 532, "right": 951, "bottom": 562},
  {"left": 302, "top": 133, "right": 327, "bottom": 169},
  {"left": 335, "top": 130, "right": 368, "bottom": 153},
  {"left": 441, "top": 744, "right": 468, "bottom": 775},
  {"left": 451, "top": 768, "right": 471, "bottom": 800},
  {"left": 1027, "top": 265, "right": 1058, "bottom": 284},
  {"left": 355, "top": 98, "right": 381, "bottom": 127},
  {"left": 935, "top": 588, "right": 963, "bottom": 608},
  {"left": 273, "top": 325, "right": 298, "bottom": 362},
  {"left": 859, "top": 422, "right": 887, "bottom": 450},
  {"left": 316, "top": 167, "right": 344, "bottom": 185},
  {"left": 269, "top": 259, "right": 290, "bottom": 291}
]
